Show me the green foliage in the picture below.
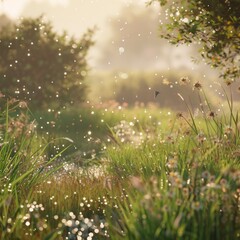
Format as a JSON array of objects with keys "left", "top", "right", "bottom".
[
  {"left": 110, "top": 167, "right": 240, "bottom": 240},
  {"left": 149, "top": 0, "right": 240, "bottom": 81},
  {"left": 0, "top": 97, "right": 68, "bottom": 239},
  {"left": 0, "top": 86, "right": 239, "bottom": 239},
  {"left": 107, "top": 86, "right": 240, "bottom": 240},
  {"left": 0, "top": 16, "right": 94, "bottom": 109},
  {"left": 32, "top": 104, "right": 171, "bottom": 158}
]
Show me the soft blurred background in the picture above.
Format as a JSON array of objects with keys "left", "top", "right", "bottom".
[
  {"left": 0, "top": 0, "right": 239, "bottom": 157},
  {"left": 0, "top": 0, "right": 224, "bottom": 107}
]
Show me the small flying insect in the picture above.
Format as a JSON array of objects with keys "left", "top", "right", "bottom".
[{"left": 154, "top": 91, "right": 160, "bottom": 98}]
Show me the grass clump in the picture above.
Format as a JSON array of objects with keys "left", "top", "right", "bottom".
[
  {"left": 105, "top": 83, "right": 240, "bottom": 240},
  {"left": 0, "top": 81, "right": 239, "bottom": 240},
  {"left": 0, "top": 97, "right": 68, "bottom": 239}
]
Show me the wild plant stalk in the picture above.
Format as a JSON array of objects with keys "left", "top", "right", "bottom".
[
  {"left": 106, "top": 82, "right": 240, "bottom": 240},
  {"left": 0, "top": 100, "right": 69, "bottom": 239}
]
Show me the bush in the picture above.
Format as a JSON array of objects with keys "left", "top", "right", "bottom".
[{"left": 0, "top": 16, "right": 94, "bottom": 110}]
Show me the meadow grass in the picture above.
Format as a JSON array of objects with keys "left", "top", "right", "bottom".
[
  {"left": 0, "top": 83, "right": 239, "bottom": 239},
  {"left": 106, "top": 128, "right": 240, "bottom": 239},
  {"left": 0, "top": 99, "right": 68, "bottom": 239},
  {"left": 32, "top": 104, "right": 172, "bottom": 158},
  {"left": 105, "top": 85, "right": 240, "bottom": 240}
]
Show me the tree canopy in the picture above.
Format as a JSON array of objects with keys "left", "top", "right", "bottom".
[
  {"left": 149, "top": 0, "right": 240, "bottom": 82},
  {"left": 0, "top": 16, "right": 94, "bottom": 109}
]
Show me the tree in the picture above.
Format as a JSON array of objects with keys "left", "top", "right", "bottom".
[
  {"left": 98, "top": 4, "right": 215, "bottom": 74},
  {"left": 0, "top": 16, "right": 94, "bottom": 109},
  {"left": 148, "top": 0, "right": 240, "bottom": 82}
]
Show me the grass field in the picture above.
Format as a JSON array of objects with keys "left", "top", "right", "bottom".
[{"left": 0, "top": 85, "right": 240, "bottom": 239}]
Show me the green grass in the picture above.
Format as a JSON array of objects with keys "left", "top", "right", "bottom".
[
  {"left": 32, "top": 106, "right": 173, "bottom": 158},
  {"left": 0, "top": 99, "right": 67, "bottom": 239},
  {"left": 106, "top": 130, "right": 240, "bottom": 239},
  {"left": 104, "top": 86, "right": 240, "bottom": 240},
  {"left": 0, "top": 86, "right": 240, "bottom": 239}
]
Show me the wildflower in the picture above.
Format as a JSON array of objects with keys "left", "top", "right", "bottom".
[
  {"left": 225, "top": 79, "right": 233, "bottom": 86},
  {"left": 169, "top": 171, "right": 183, "bottom": 188},
  {"left": 175, "top": 199, "right": 182, "bottom": 206},
  {"left": 166, "top": 134, "right": 175, "bottom": 144},
  {"left": 193, "top": 81, "right": 202, "bottom": 90},
  {"left": 196, "top": 132, "right": 206, "bottom": 143},
  {"left": 169, "top": 171, "right": 179, "bottom": 178},
  {"left": 182, "top": 187, "right": 189, "bottom": 198},
  {"left": 184, "top": 128, "right": 191, "bottom": 136},
  {"left": 224, "top": 125, "right": 233, "bottom": 135},
  {"left": 162, "top": 205, "right": 169, "bottom": 212},
  {"left": 191, "top": 201, "right": 201, "bottom": 210},
  {"left": 209, "top": 175, "right": 216, "bottom": 183},
  {"left": 19, "top": 101, "right": 28, "bottom": 108},
  {"left": 167, "top": 158, "right": 178, "bottom": 170},
  {"left": 208, "top": 111, "right": 216, "bottom": 118},
  {"left": 220, "top": 178, "right": 228, "bottom": 186},
  {"left": 179, "top": 76, "right": 190, "bottom": 85},
  {"left": 176, "top": 112, "right": 183, "bottom": 118},
  {"left": 212, "top": 137, "right": 222, "bottom": 146}
]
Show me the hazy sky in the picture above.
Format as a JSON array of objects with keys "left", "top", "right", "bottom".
[
  {"left": 0, "top": 0, "right": 150, "bottom": 35},
  {"left": 0, "top": 0, "right": 159, "bottom": 68},
  {"left": 0, "top": 0, "right": 213, "bottom": 73}
]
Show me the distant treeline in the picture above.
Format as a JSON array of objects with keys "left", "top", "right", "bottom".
[{"left": 88, "top": 71, "right": 230, "bottom": 111}]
